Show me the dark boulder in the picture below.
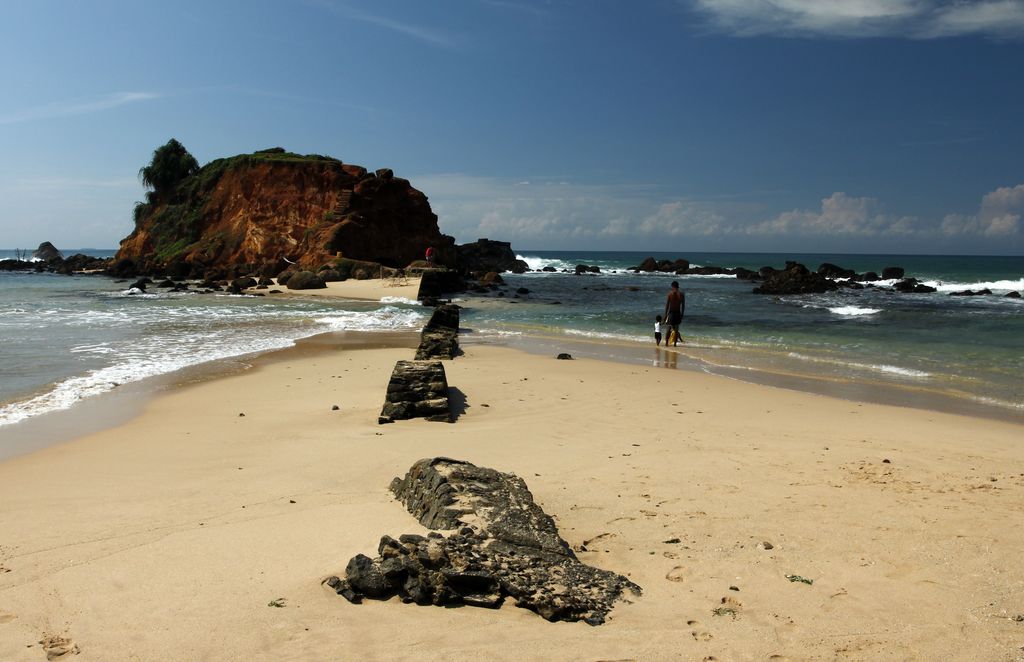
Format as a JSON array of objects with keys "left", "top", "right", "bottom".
[
  {"left": 734, "top": 267, "right": 760, "bottom": 280},
  {"left": 882, "top": 266, "right": 905, "bottom": 280},
  {"left": 687, "top": 265, "right": 734, "bottom": 276},
  {"left": 286, "top": 271, "right": 326, "bottom": 290},
  {"left": 0, "top": 259, "right": 35, "bottom": 271},
  {"left": 345, "top": 554, "right": 391, "bottom": 598},
  {"left": 574, "top": 264, "right": 600, "bottom": 275},
  {"left": 1005, "top": 291, "right": 1021, "bottom": 298},
  {"left": 636, "top": 257, "right": 659, "bottom": 272},
  {"left": 556, "top": 353, "right": 573, "bottom": 360},
  {"left": 32, "top": 242, "right": 63, "bottom": 262},
  {"left": 319, "top": 269, "right": 343, "bottom": 282},
  {"left": 54, "top": 253, "right": 108, "bottom": 273},
  {"left": 892, "top": 278, "right": 936, "bottom": 293},
  {"left": 455, "top": 239, "right": 527, "bottom": 274},
  {"left": 232, "top": 277, "right": 257, "bottom": 290},
  {"left": 541, "top": 266, "right": 557, "bottom": 272},
  {"left": 856, "top": 271, "right": 880, "bottom": 282},
  {"left": 107, "top": 258, "right": 137, "bottom": 278},
  {"left": 817, "top": 263, "right": 856, "bottom": 279},
  {"left": 752, "top": 262, "right": 837, "bottom": 295}
]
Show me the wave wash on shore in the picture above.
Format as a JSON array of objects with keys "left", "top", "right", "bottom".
[
  {"left": 0, "top": 274, "right": 427, "bottom": 427},
  {"left": 1, "top": 250, "right": 1022, "bottom": 433}
]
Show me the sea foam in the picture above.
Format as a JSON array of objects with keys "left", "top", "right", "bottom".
[
  {"left": 0, "top": 305, "right": 426, "bottom": 428},
  {"left": 828, "top": 306, "right": 882, "bottom": 316},
  {"left": 922, "top": 278, "right": 1024, "bottom": 293}
]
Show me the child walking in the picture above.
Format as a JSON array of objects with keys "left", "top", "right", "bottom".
[{"left": 654, "top": 314, "right": 665, "bottom": 345}]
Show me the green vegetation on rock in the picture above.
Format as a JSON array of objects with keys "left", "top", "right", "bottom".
[{"left": 130, "top": 140, "right": 346, "bottom": 263}]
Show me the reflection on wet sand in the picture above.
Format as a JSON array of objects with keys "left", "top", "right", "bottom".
[{"left": 653, "top": 346, "right": 678, "bottom": 369}]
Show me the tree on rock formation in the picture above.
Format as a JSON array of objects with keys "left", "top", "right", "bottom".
[{"left": 138, "top": 138, "right": 200, "bottom": 201}]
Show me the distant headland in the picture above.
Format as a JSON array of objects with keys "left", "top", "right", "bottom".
[{"left": 1, "top": 139, "right": 529, "bottom": 290}]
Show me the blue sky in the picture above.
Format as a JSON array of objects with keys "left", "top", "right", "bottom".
[{"left": 1, "top": 0, "right": 1023, "bottom": 254}]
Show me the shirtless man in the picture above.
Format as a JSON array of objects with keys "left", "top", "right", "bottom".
[{"left": 663, "top": 281, "right": 685, "bottom": 346}]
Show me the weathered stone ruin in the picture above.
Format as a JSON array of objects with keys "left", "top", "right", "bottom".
[
  {"left": 378, "top": 361, "right": 451, "bottom": 424},
  {"left": 414, "top": 304, "right": 460, "bottom": 360},
  {"left": 324, "top": 457, "right": 641, "bottom": 625}
]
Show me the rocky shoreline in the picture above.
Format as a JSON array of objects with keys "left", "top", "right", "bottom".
[{"left": 5, "top": 242, "right": 1021, "bottom": 301}]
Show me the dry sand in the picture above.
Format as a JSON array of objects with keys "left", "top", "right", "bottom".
[
  {"left": 1, "top": 332, "right": 1023, "bottom": 660},
  {"left": 257, "top": 275, "right": 421, "bottom": 302}
]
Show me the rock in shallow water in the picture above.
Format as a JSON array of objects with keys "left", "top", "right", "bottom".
[{"left": 415, "top": 304, "right": 460, "bottom": 360}]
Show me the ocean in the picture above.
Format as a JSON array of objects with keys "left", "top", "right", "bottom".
[{"left": 1, "top": 249, "right": 1022, "bottom": 440}]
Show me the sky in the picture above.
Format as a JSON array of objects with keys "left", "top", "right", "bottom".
[{"left": 1, "top": 0, "right": 1023, "bottom": 255}]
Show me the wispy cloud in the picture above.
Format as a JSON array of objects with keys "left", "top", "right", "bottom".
[
  {"left": 0, "top": 91, "right": 159, "bottom": 125},
  {"left": 688, "top": 0, "right": 1024, "bottom": 39},
  {"left": 305, "top": 0, "right": 457, "bottom": 49}
]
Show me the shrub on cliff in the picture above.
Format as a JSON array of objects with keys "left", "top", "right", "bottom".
[{"left": 139, "top": 139, "right": 200, "bottom": 198}]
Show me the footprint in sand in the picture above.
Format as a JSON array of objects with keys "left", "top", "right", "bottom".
[
  {"left": 712, "top": 595, "right": 743, "bottom": 619},
  {"left": 666, "top": 566, "right": 687, "bottom": 582},
  {"left": 0, "top": 612, "right": 16, "bottom": 624},
  {"left": 575, "top": 532, "right": 616, "bottom": 552},
  {"left": 40, "top": 634, "right": 79, "bottom": 660},
  {"left": 687, "top": 619, "right": 712, "bottom": 641}
]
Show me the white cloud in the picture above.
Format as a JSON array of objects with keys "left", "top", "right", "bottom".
[
  {"left": 942, "top": 183, "right": 1024, "bottom": 236},
  {"left": 749, "top": 192, "right": 921, "bottom": 236},
  {"left": 926, "top": 0, "right": 1024, "bottom": 37},
  {"left": 689, "top": 0, "right": 1024, "bottom": 38},
  {"left": 414, "top": 173, "right": 734, "bottom": 246},
  {"left": 603, "top": 201, "right": 729, "bottom": 237},
  {"left": 0, "top": 92, "right": 159, "bottom": 125},
  {"left": 413, "top": 173, "right": 1020, "bottom": 250}
]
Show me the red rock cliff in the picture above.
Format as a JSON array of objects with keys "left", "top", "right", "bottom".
[{"left": 117, "top": 150, "right": 455, "bottom": 274}]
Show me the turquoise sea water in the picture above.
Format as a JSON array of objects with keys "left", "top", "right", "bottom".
[
  {"left": 468, "top": 251, "right": 1024, "bottom": 419},
  {"left": 0, "top": 250, "right": 1021, "bottom": 438}
]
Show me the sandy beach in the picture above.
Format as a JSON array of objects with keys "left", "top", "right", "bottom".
[
  {"left": 259, "top": 275, "right": 422, "bottom": 303},
  {"left": 1, "top": 295, "right": 1022, "bottom": 661}
]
